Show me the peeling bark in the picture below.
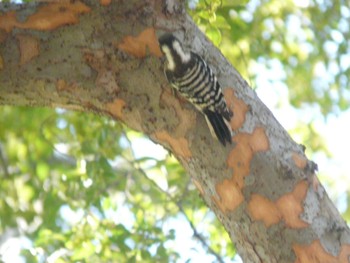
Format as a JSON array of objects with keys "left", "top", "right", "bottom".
[{"left": 0, "top": 0, "right": 349, "bottom": 262}]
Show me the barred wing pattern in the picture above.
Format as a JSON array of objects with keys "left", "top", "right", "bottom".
[{"left": 165, "top": 53, "right": 233, "bottom": 145}]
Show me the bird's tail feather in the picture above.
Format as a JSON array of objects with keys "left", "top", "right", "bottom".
[{"left": 203, "top": 109, "right": 232, "bottom": 146}]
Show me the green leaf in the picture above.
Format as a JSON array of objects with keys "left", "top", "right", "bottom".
[
  {"left": 222, "top": 0, "right": 249, "bottom": 7},
  {"left": 206, "top": 26, "right": 222, "bottom": 46},
  {"left": 36, "top": 162, "right": 50, "bottom": 181},
  {"left": 212, "top": 15, "right": 231, "bottom": 29},
  {"left": 197, "top": 10, "right": 211, "bottom": 20},
  {"left": 141, "top": 249, "right": 152, "bottom": 260},
  {"left": 71, "top": 241, "right": 95, "bottom": 260}
]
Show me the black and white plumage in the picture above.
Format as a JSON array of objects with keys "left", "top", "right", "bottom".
[{"left": 158, "top": 34, "right": 233, "bottom": 146}]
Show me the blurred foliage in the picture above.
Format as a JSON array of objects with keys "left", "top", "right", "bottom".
[
  {"left": 1, "top": 0, "right": 350, "bottom": 262},
  {"left": 0, "top": 108, "right": 233, "bottom": 262},
  {"left": 189, "top": 0, "right": 350, "bottom": 115},
  {"left": 188, "top": 0, "right": 350, "bottom": 155}
]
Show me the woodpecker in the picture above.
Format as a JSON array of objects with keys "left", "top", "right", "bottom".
[{"left": 158, "top": 34, "right": 233, "bottom": 146}]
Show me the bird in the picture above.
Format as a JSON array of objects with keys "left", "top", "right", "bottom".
[{"left": 158, "top": 33, "right": 233, "bottom": 146}]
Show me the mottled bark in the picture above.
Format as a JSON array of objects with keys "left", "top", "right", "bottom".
[{"left": 0, "top": 0, "right": 349, "bottom": 262}]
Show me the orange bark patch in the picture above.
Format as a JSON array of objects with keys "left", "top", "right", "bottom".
[
  {"left": 153, "top": 130, "right": 192, "bottom": 159},
  {"left": 100, "top": 0, "right": 111, "bottom": 6},
  {"left": 0, "top": 30, "right": 8, "bottom": 44},
  {"left": 213, "top": 179, "right": 244, "bottom": 212},
  {"left": 56, "top": 79, "right": 79, "bottom": 92},
  {"left": 56, "top": 79, "right": 68, "bottom": 92},
  {"left": 160, "top": 89, "right": 196, "bottom": 137},
  {"left": 118, "top": 28, "right": 163, "bottom": 58},
  {"left": 276, "top": 180, "right": 309, "bottom": 228},
  {"left": 224, "top": 89, "right": 249, "bottom": 130},
  {"left": 248, "top": 181, "right": 309, "bottom": 228},
  {"left": 228, "top": 127, "right": 269, "bottom": 188},
  {"left": 213, "top": 127, "right": 269, "bottom": 213},
  {"left": 151, "top": 90, "right": 195, "bottom": 160},
  {"left": 16, "top": 35, "right": 39, "bottom": 65},
  {"left": 248, "top": 194, "right": 282, "bottom": 227},
  {"left": 0, "top": 12, "right": 17, "bottom": 33},
  {"left": 0, "top": 1, "right": 90, "bottom": 33},
  {"left": 292, "top": 153, "right": 308, "bottom": 169},
  {"left": 294, "top": 240, "right": 350, "bottom": 263},
  {"left": 339, "top": 244, "right": 350, "bottom": 263},
  {"left": 105, "top": 99, "right": 126, "bottom": 120}
]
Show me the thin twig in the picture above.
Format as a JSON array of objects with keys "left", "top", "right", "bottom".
[
  {"left": 39, "top": 113, "right": 76, "bottom": 165},
  {"left": 122, "top": 131, "right": 225, "bottom": 262},
  {"left": 177, "top": 202, "right": 225, "bottom": 263}
]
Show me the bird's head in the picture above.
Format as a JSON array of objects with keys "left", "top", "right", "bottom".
[{"left": 158, "top": 34, "right": 191, "bottom": 71}]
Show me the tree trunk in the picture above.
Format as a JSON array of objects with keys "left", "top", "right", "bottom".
[{"left": 0, "top": 0, "right": 349, "bottom": 262}]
